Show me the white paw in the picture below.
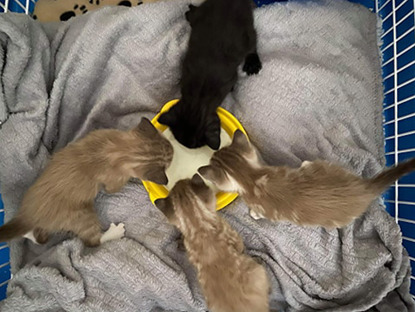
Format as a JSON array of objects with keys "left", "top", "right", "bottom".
[
  {"left": 249, "top": 209, "right": 264, "bottom": 220},
  {"left": 301, "top": 160, "right": 312, "bottom": 168},
  {"left": 100, "top": 223, "right": 125, "bottom": 244},
  {"left": 23, "top": 231, "right": 40, "bottom": 245}
]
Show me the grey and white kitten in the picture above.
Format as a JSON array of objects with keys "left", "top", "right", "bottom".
[
  {"left": 0, "top": 118, "right": 173, "bottom": 247},
  {"left": 155, "top": 174, "right": 270, "bottom": 312},
  {"left": 199, "top": 130, "right": 415, "bottom": 229}
]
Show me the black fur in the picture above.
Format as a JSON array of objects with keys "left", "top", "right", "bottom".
[{"left": 158, "top": 0, "right": 261, "bottom": 150}]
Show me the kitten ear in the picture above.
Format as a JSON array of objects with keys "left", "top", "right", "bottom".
[
  {"left": 199, "top": 165, "right": 232, "bottom": 192},
  {"left": 206, "top": 132, "right": 221, "bottom": 150},
  {"left": 191, "top": 174, "right": 206, "bottom": 187},
  {"left": 185, "top": 4, "right": 198, "bottom": 25},
  {"left": 205, "top": 114, "right": 221, "bottom": 150},
  {"left": 232, "top": 130, "right": 249, "bottom": 149},
  {"left": 155, "top": 198, "right": 175, "bottom": 220},
  {"left": 191, "top": 173, "right": 214, "bottom": 205},
  {"left": 135, "top": 117, "right": 158, "bottom": 137},
  {"left": 158, "top": 107, "right": 178, "bottom": 127},
  {"left": 141, "top": 166, "right": 168, "bottom": 185},
  {"left": 198, "top": 165, "right": 216, "bottom": 182}
]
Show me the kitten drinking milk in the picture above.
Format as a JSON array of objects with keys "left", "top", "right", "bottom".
[
  {"left": 163, "top": 127, "right": 232, "bottom": 190},
  {"left": 155, "top": 175, "right": 270, "bottom": 312},
  {"left": 199, "top": 130, "right": 415, "bottom": 229},
  {"left": 0, "top": 118, "right": 173, "bottom": 246},
  {"left": 158, "top": 0, "right": 261, "bottom": 150}
]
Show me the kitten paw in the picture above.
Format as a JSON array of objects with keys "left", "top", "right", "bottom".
[
  {"left": 185, "top": 4, "right": 197, "bottom": 23},
  {"left": 243, "top": 53, "right": 262, "bottom": 75},
  {"left": 23, "top": 231, "right": 40, "bottom": 245},
  {"left": 177, "top": 235, "right": 186, "bottom": 252},
  {"left": 100, "top": 223, "right": 125, "bottom": 244},
  {"left": 33, "top": 228, "right": 49, "bottom": 244},
  {"left": 249, "top": 209, "right": 264, "bottom": 220},
  {"left": 301, "top": 160, "right": 312, "bottom": 168}
]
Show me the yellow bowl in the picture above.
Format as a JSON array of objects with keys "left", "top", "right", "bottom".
[{"left": 142, "top": 99, "right": 248, "bottom": 211}]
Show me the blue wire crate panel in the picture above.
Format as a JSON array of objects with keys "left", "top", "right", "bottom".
[{"left": 0, "top": 0, "right": 36, "bottom": 13}]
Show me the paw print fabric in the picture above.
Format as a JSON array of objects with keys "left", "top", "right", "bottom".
[{"left": 33, "top": 0, "right": 150, "bottom": 22}]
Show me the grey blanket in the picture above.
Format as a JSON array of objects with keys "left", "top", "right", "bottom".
[{"left": 0, "top": 0, "right": 413, "bottom": 311}]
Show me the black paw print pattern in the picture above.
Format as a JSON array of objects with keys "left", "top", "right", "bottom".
[
  {"left": 117, "top": 1, "right": 143, "bottom": 7},
  {"left": 60, "top": 4, "right": 89, "bottom": 21},
  {"left": 88, "top": 0, "right": 142, "bottom": 5}
]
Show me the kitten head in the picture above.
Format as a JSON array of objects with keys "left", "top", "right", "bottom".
[
  {"left": 198, "top": 130, "right": 259, "bottom": 192},
  {"left": 128, "top": 117, "right": 174, "bottom": 185},
  {"left": 155, "top": 174, "right": 216, "bottom": 231},
  {"left": 158, "top": 104, "right": 221, "bottom": 150}
]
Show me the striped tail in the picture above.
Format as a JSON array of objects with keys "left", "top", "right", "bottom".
[
  {"left": 0, "top": 217, "right": 31, "bottom": 242},
  {"left": 369, "top": 158, "right": 415, "bottom": 193}
]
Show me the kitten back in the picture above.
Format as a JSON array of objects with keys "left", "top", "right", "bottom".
[
  {"left": 368, "top": 158, "right": 415, "bottom": 193},
  {"left": 156, "top": 176, "right": 270, "bottom": 312},
  {"left": 1, "top": 118, "right": 172, "bottom": 245}
]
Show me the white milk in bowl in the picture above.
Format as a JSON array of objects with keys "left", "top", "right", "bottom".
[{"left": 163, "top": 128, "right": 232, "bottom": 191}]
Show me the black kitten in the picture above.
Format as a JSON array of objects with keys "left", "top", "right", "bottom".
[{"left": 158, "top": 0, "right": 262, "bottom": 150}]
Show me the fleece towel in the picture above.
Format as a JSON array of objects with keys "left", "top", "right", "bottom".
[
  {"left": 32, "top": 0, "right": 165, "bottom": 23},
  {"left": 0, "top": 0, "right": 413, "bottom": 311}
]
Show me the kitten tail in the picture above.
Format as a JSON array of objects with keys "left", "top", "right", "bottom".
[
  {"left": 0, "top": 217, "right": 31, "bottom": 242},
  {"left": 368, "top": 158, "right": 415, "bottom": 193}
]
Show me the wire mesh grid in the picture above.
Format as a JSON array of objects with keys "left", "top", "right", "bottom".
[
  {"left": 0, "top": 194, "right": 7, "bottom": 300},
  {"left": 0, "top": 0, "right": 415, "bottom": 303},
  {"left": 0, "top": 0, "right": 36, "bottom": 14},
  {"left": 378, "top": 0, "right": 415, "bottom": 299}
]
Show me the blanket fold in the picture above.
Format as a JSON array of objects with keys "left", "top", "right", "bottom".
[{"left": 0, "top": 1, "right": 413, "bottom": 311}]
